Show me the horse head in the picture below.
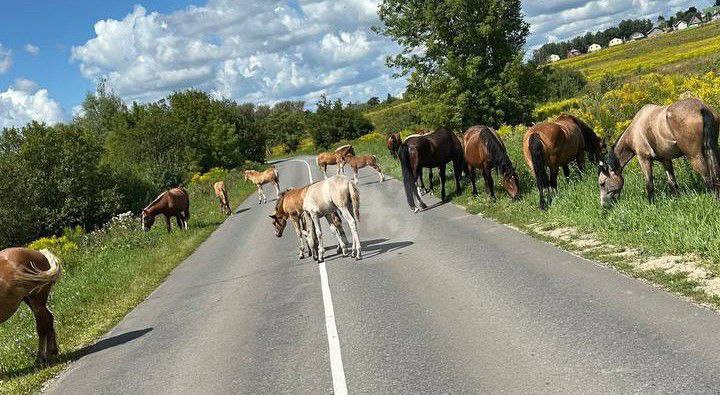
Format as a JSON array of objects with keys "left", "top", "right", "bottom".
[
  {"left": 141, "top": 209, "right": 155, "bottom": 231},
  {"left": 269, "top": 192, "right": 288, "bottom": 237},
  {"left": 501, "top": 170, "right": 521, "bottom": 201},
  {"left": 598, "top": 156, "right": 624, "bottom": 207}
]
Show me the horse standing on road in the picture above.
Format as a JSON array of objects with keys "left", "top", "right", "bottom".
[
  {"left": 142, "top": 187, "right": 190, "bottom": 231},
  {"left": 0, "top": 247, "right": 61, "bottom": 364},
  {"left": 523, "top": 114, "right": 604, "bottom": 209},
  {"left": 316, "top": 145, "right": 355, "bottom": 178},
  {"left": 244, "top": 167, "right": 280, "bottom": 204},
  {"left": 338, "top": 154, "right": 385, "bottom": 184},
  {"left": 599, "top": 98, "right": 720, "bottom": 206},
  {"left": 213, "top": 181, "right": 231, "bottom": 215},
  {"left": 464, "top": 126, "right": 520, "bottom": 200},
  {"left": 398, "top": 127, "right": 464, "bottom": 212}
]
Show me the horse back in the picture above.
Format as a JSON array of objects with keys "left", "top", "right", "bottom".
[
  {"left": 463, "top": 126, "right": 492, "bottom": 167},
  {"left": 165, "top": 188, "right": 189, "bottom": 212},
  {"left": 412, "top": 127, "right": 462, "bottom": 167}
]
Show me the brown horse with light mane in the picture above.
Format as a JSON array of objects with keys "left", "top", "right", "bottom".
[
  {"left": 338, "top": 153, "right": 385, "bottom": 184},
  {"left": 464, "top": 126, "right": 520, "bottom": 200},
  {"left": 316, "top": 145, "right": 355, "bottom": 178},
  {"left": 244, "top": 167, "right": 280, "bottom": 204},
  {"left": 387, "top": 133, "right": 401, "bottom": 158},
  {"left": 523, "top": 114, "right": 604, "bottom": 209},
  {"left": 1, "top": 247, "right": 61, "bottom": 364},
  {"left": 213, "top": 181, "right": 231, "bottom": 215},
  {"left": 142, "top": 187, "right": 190, "bottom": 231},
  {"left": 599, "top": 98, "right": 720, "bottom": 206}
]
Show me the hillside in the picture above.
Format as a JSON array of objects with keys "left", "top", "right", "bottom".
[{"left": 552, "top": 21, "right": 720, "bottom": 80}]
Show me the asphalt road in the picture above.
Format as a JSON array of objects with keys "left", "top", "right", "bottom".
[{"left": 45, "top": 157, "right": 720, "bottom": 394}]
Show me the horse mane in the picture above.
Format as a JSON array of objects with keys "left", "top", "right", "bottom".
[
  {"left": 606, "top": 142, "right": 622, "bottom": 173},
  {"left": 335, "top": 144, "right": 352, "bottom": 152},
  {"left": 144, "top": 191, "right": 167, "bottom": 211},
  {"left": 561, "top": 114, "right": 601, "bottom": 161},
  {"left": 479, "top": 127, "right": 515, "bottom": 177}
]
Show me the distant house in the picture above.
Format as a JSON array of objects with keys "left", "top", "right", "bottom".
[
  {"left": 629, "top": 32, "right": 646, "bottom": 41},
  {"left": 647, "top": 26, "right": 666, "bottom": 37},
  {"left": 674, "top": 20, "right": 688, "bottom": 30},
  {"left": 588, "top": 43, "right": 602, "bottom": 53},
  {"left": 567, "top": 49, "right": 582, "bottom": 58},
  {"left": 609, "top": 37, "right": 624, "bottom": 47},
  {"left": 547, "top": 54, "right": 560, "bottom": 63},
  {"left": 688, "top": 15, "right": 703, "bottom": 27},
  {"left": 713, "top": 10, "right": 720, "bottom": 21}
]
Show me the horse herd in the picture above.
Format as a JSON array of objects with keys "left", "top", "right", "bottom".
[{"left": 2, "top": 97, "right": 719, "bottom": 367}]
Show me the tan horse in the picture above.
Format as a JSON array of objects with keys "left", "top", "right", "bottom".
[
  {"left": 1, "top": 247, "right": 61, "bottom": 364},
  {"left": 244, "top": 167, "right": 280, "bottom": 204},
  {"left": 464, "top": 126, "right": 520, "bottom": 200},
  {"left": 337, "top": 154, "right": 385, "bottom": 184},
  {"left": 316, "top": 145, "right": 355, "bottom": 178},
  {"left": 142, "top": 187, "right": 190, "bottom": 231},
  {"left": 213, "top": 181, "right": 231, "bottom": 215},
  {"left": 523, "top": 114, "right": 604, "bottom": 209},
  {"left": 599, "top": 98, "right": 720, "bottom": 206},
  {"left": 269, "top": 187, "right": 349, "bottom": 260}
]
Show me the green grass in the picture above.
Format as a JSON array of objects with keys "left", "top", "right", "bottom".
[
  {"left": 0, "top": 170, "right": 255, "bottom": 394},
  {"left": 553, "top": 22, "right": 720, "bottom": 80}
]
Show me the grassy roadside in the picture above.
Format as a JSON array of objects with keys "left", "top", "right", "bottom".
[{"left": 0, "top": 170, "right": 255, "bottom": 394}]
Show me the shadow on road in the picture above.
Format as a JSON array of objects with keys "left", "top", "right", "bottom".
[
  {"left": 235, "top": 207, "right": 251, "bottom": 215},
  {"left": 324, "top": 238, "right": 413, "bottom": 262}
]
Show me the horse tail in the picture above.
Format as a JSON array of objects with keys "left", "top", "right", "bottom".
[
  {"left": 349, "top": 179, "right": 360, "bottom": 222},
  {"left": 529, "top": 133, "right": 550, "bottom": 191},
  {"left": 701, "top": 107, "right": 720, "bottom": 191},
  {"left": 398, "top": 143, "right": 417, "bottom": 208},
  {"left": 15, "top": 249, "right": 62, "bottom": 292}
]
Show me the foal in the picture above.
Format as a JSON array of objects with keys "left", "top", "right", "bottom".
[
  {"left": 213, "top": 181, "right": 231, "bottom": 215},
  {"left": 316, "top": 145, "right": 355, "bottom": 178},
  {"left": 337, "top": 154, "right": 385, "bottom": 184},
  {"left": 0, "top": 247, "right": 61, "bottom": 364},
  {"left": 142, "top": 187, "right": 190, "bottom": 231},
  {"left": 464, "top": 126, "right": 520, "bottom": 200},
  {"left": 244, "top": 167, "right": 280, "bottom": 204}
]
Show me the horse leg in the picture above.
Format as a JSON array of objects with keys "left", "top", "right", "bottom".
[
  {"left": 322, "top": 164, "right": 328, "bottom": 179},
  {"left": 661, "top": 159, "right": 679, "bottom": 196},
  {"left": 576, "top": 152, "right": 586, "bottom": 174},
  {"left": 453, "top": 157, "right": 462, "bottom": 196},
  {"left": 483, "top": 166, "right": 496, "bottom": 201},
  {"left": 562, "top": 165, "right": 571, "bottom": 181},
  {"left": 339, "top": 206, "right": 361, "bottom": 260},
  {"left": 291, "top": 216, "right": 308, "bottom": 259},
  {"left": 256, "top": 185, "right": 263, "bottom": 204},
  {"left": 428, "top": 169, "right": 434, "bottom": 193},
  {"left": 176, "top": 215, "right": 183, "bottom": 230},
  {"left": 353, "top": 167, "right": 359, "bottom": 184},
  {"left": 25, "top": 289, "right": 58, "bottom": 365},
  {"left": 439, "top": 164, "right": 447, "bottom": 201},
  {"left": 371, "top": 164, "right": 384, "bottom": 182},
  {"left": 274, "top": 182, "right": 280, "bottom": 200},
  {"left": 325, "top": 213, "right": 348, "bottom": 256},
  {"left": 469, "top": 166, "right": 478, "bottom": 196},
  {"left": 165, "top": 215, "right": 172, "bottom": 232},
  {"left": 638, "top": 157, "right": 655, "bottom": 203},
  {"left": 549, "top": 166, "right": 559, "bottom": 190},
  {"left": 416, "top": 169, "right": 426, "bottom": 195},
  {"left": 309, "top": 212, "right": 325, "bottom": 262}
]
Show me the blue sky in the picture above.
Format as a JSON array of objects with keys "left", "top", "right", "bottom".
[{"left": 0, "top": 0, "right": 707, "bottom": 127}]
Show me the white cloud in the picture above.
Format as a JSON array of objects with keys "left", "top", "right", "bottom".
[
  {"left": 72, "top": 1, "right": 401, "bottom": 106},
  {"left": 24, "top": 44, "right": 40, "bottom": 56},
  {"left": 0, "top": 44, "right": 11, "bottom": 74},
  {"left": 0, "top": 80, "right": 65, "bottom": 128}
]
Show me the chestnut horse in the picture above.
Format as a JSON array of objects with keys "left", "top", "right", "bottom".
[
  {"left": 213, "top": 181, "right": 231, "bottom": 215},
  {"left": 523, "top": 114, "right": 604, "bottom": 209},
  {"left": 270, "top": 187, "right": 349, "bottom": 260},
  {"left": 464, "top": 126, "right": 520, "bottom": 200},
  {"left": 599, "top": 98, "right": 720, "bottom": 206},
  {"left": 387, "top": 133, "right": 401, "bottom": 158},
  {"left": 244, "top": 167, "right": 280, "bottom": 204},
  {"left": 0, "top": 247, "right": 61, "bottom": 364},
  {"left": 142, "top": 187, "right": 190, "bottom": 231},
  {"left": 337, "top": 154, "right": 385, "bottom": 184},
  {"left": 316, "top": 145, "right": 355, "bottom": 178},
  {"left": 398, "top": 127, "right": 464, "bottom": 212}
]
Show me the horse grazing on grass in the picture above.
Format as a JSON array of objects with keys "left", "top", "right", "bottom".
[
  {"left": 398, "top": 127, "right": 464, "bottom": 212},
  {"left": 213, "top": 181, "right": 231, "bottom": 215},
  {"left": 599, "top": 98, "right": 720, "bottom": 206},
  {"left": 0, "top": 248, "right": 61, "bottom": 364},
  {"left": 316, "top": 145, "right": 355, "bottom": 178},
  {"left": 302, "top": 175, "right": 361, "bottom": 262},
  {"left": 464, "top": 126, "right": 520, "bottom": 200},
  {"left": 270, "top": 187, "right": 349, "bottom": 260},
  {"left": 244, "top": 167, "right": 280, "bottom": 204},
  {"left": 338, "top": 154, "right": 385, "bottom": 184},
  {"left": 142, "top": 187, "right": 190, "bottom": 232},
  {"left": 523, "top": 114, "right": 604, "bottom": 209},
  {"left": 387, "top": 133, "right": 401, "bottom": 158}
]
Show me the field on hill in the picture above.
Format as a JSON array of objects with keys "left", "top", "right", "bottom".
[{"left": 553, "top": 22, "right": 720, "bottom": 80}]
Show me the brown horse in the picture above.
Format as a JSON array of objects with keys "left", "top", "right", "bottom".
[
  {"left": 523, "top": 114, "right": 604, "bottom": 209},
  {"left": 0, "top": 247, "right": 61, "bottom": 364},
  {"left": 387, "top": 133, "right": 401, "bottom": 158},
  {"left": 213, "top": 181, "right": 231, "bottom": 215},
  {"left": 464, "top": 126, "right": 520, "bottom": 200},
  {"left": 244, "top": 167, "right": 280, "bottom": 204},
  {"left": 142, "top": 187, "right": 190, "bottom": 231},
  {"left": 599, "top": 98, "right": 720, "bottom": 206},
  {"left": 398, "top": 127, "right": 464, "bottom": 212},
  {"left": 270, "top": 186, "right": 350, "bottom": 260},
  {"left": 337, "top": 154, "right": 385, "bottom": 184},
  {"left": 316, "top": 145, "right": 355, "bottom": 178}
]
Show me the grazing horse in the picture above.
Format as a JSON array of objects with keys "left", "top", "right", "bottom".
[
  {"left": 270, "top": 187, "right": 349, "bottom": 260},
  {"left": 244, "top": 167, "right": 280, "bottom": 204},
  {"left": 387, "top": 133, "right": 401, "bottom": 158},
  {"left": 0, "top": 247, "right": 61, "bottom": 364},
  {"left": 398, "top": 127, "right": 464, "bottom": 212},
  {"left": 142, "top": 187, "right": 190, "bottom": 231},
  {"left": 337, "top": 154, "right": 385, "bottom": 184},
  {"left": 599, "top": 98, "right": 720, "bottom": 206},
  {"left": 316, "top": 145, "right": 355, "bottom": 178},
  {"left": 302, "top": 175, "right": 361, "bottom": 262},
  {"left": 464, "top": 126, "right": 520, "bottom": 200},
  {"left": 523, "top": 114, "right": 604, "bottom": 209},
  {"left": 213, "top": 181, "right": 231, "bottom": 215}
]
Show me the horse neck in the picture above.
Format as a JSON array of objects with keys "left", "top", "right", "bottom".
[{"left": 612, "top": 133, "right": 636, "bottom": 173}]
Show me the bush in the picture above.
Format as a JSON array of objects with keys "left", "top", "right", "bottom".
[{"left": 541, "top": 68, "right": 588, "bottom": 102}]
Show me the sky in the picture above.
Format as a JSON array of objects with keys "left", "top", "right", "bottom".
[{"left": 0, "top": 0, "right": 709, "bottom": 128}]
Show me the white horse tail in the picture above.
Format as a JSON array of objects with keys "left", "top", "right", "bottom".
[
  {"left": 16, "top": 249, "right": 62, "bottom": 292},
  {"left": 349, "top": 180, "right": 360, "bottom": 222}
]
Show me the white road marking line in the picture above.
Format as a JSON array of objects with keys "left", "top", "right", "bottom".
[
  {"left": 319, "top": 261, "right": 348, "bottom": 395},
  {"left": 284, "top": 159, "right": 314, "bottom": 184}
]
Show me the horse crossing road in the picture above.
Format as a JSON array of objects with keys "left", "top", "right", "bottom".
[{"left": 46, "top": 157, "right": 720, "bottom": 394}]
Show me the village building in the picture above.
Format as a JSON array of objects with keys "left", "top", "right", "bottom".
[
  {"left": 609, "top": 37, "right": 624, "bottom": 47},
  {"left": 588, "top": 43, "right": 602, "bottom": 53},
  {"left": 567, "top": 49, "right": 582, "bottom": 58},
  {"left": 688, "top": 15, "right": 703, "bottom": 27},
  {"left": 646, "top": 26, "right": 666, "bottom": 37},
  {"left": 629, "top": 32, "right": 646, "bottom": 41},
  {"left": 674, "top": 20, "right": 689, "bottom": 30},
  {"left": 547, "top": 54, "right": 560, "bottom": 63}
]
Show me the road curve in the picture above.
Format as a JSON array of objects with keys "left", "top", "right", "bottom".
[{"left": 45, "top": 157, "right": 720, "bottom": 394}]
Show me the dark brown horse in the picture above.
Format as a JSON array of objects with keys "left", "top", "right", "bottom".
[
  {"left": 464, "top": 126, "right": 520, "bottom": 200},
  {"left": 398, "top": 127, "right": 464, "bottom": 212},
  {"left": 599, "top": 98, "right": 720, "bottom": 206},
  {"left": 387, "top": 133, "right": 401, "bottom": 158},
  {"left": 523, "top": 114, "right": 604, "bottom": 209},
  {"left": 142, "top": 187, "right": 190, "bottom": 231},
  {"left": 1, "top": 247, "right": 61, "bottom": 364}
]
